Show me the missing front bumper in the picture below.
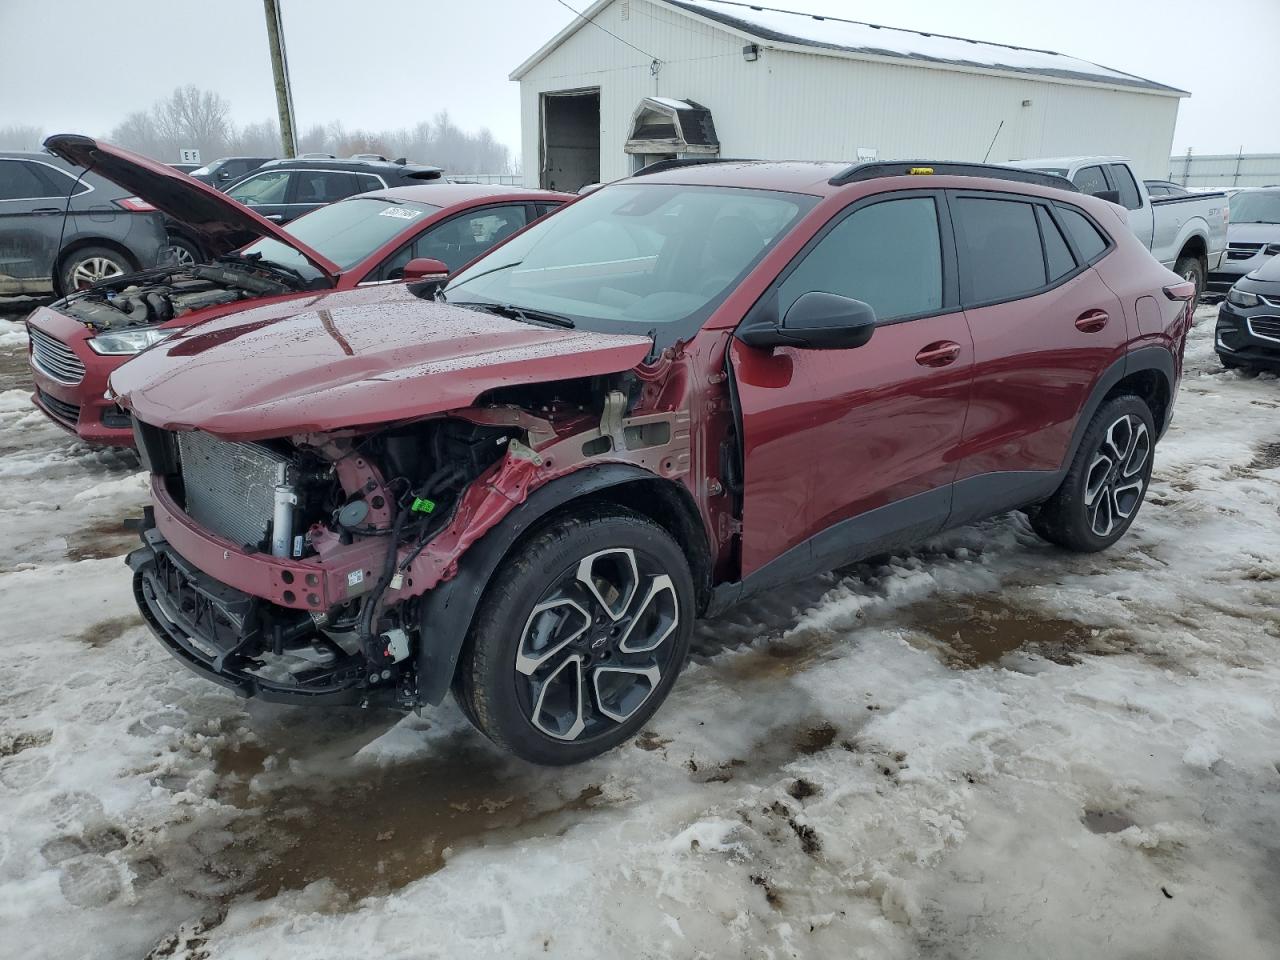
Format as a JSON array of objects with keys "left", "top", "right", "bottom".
[{"left": 128, "top": 527, "right": 383, "bottom": 706}]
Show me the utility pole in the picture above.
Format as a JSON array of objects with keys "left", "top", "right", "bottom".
[{"left": 263, "top": 0, "right": 297, "bottom": 158}]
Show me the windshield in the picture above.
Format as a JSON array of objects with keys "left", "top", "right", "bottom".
[
  {"left": 240, "top": 197, "right": 441, "bottom": 278},
  {"left": 444, "top": 182, "right": 815, "bottom": 341},
  {"left": 1229, "top": 190, "right": 1280, "bottom": 225}
]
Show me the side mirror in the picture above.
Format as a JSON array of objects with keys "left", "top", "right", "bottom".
[
  {"left": 403, "top": 257, "right": 449, "bottom": 282},
  {"left": 1094, "top": 189, "right": 1121, "bottom": 205},
  {"left": 739, "top": 291, "right": 877, "bottom": 350}
]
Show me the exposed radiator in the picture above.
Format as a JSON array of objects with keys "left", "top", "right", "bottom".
[{"left": 176, "top": 431, "right": 290, "bottom": 549}]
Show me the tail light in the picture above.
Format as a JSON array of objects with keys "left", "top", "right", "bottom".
[
  {"left": 114, "top": 197, "right": 156, "bottom": 212},
  {"left": 1163, "top": 280, "right": 1197, "bottom": 301}
]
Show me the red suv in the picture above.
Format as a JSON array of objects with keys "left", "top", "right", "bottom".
[{"left": 114, "top": 160, "right": 1194, "bottom": 765}]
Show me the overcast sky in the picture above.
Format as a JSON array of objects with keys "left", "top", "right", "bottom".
[{"left": 2, "top": 0, "right": 1275, "bottom": 157}]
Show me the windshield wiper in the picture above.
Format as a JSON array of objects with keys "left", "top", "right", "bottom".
[
  {"left": 216, "top": 251, "right": 312, "bottom": 288},
  {"left": 453, "top": 300, "right": 575, "bottom": 329},
  {"left": 444, "top": 259, "right": 523, "bottom": 292}
]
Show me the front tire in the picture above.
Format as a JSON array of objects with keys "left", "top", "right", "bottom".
[
  {"left": 457, "top": 507, "right": 694, "bottom": 765},
  {"left": 1032, "top": 396, "right": 1156, "bottom": 553}
]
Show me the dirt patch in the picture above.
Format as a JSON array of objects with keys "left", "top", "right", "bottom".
[
  {"left": 904, "top": 594, "right": 1101, "bottom": 668},
  {"left": 634, "top": 730, "right": 671, "bottom": 752},
  {"left": 750, "top": 873, "right": 783, "bottom": 908},
  {"left": 0, "top": 347, "right": 31, "bottom": 394},
  {"left": 66, "top": 517, "right": 139, "bottom": 562},
  {"left": 213, "top": 741, "right": 607, "bottom": 902},
  {"left": 76, "top": 615, "right": 143, "bottom": 648},
  {"left": 0, "top": 729, "right": 52, "bottom": 757},
  {"left": 794, "top": 723, "right": 838, "bottom": 755},
  {"left": 1082, "top": 809, "right": 1135, "bottom": 834},
  {"left": 1249, "top": 441, "right": 1280, "bottom": 471},
  {"left": 786, "top": 778, "right": 820, "bottom": 800}
]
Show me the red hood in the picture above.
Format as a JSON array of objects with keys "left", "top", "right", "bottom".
[
  {"left": 43, "top": 134, "right": 341, "bottom": 278},
  {"left": 109, "top": 285, "right": 653, "bottom": 441}
]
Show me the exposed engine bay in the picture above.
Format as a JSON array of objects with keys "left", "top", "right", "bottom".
[{"left": 57, "top": 261, "right": 299, "bottom": 331}]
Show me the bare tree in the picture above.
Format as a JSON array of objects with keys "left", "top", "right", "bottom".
[
  {"left": 0, "top": 124, "right": 44, "bottom": 150},
  {"left": 151, "top": 85, "right": 232, "bottom": 160},
  {"left": 228, "top": 119, "right": 281, "bottom": 157}
]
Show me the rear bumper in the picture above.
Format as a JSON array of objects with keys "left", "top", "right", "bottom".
[{"left": 128, "top": 526, "right": 383, "bottom": 706}]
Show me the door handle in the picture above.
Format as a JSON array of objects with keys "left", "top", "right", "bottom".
[
  {"left": 915, "top": 340, "right": 962, "bottom": 367},
  {"left": 264, "top": 214, "right": 284, "bottom": 222},
  {"left": 1074, "top": 309, "right": 1109, "bottom": 333},
  {"left": 31, "top": 207, "right": 62, "bottom": 216}
]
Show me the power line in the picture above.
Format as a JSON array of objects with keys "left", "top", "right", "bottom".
[{"left": 551, "top": 0, "right": 661, "bottom": 65}]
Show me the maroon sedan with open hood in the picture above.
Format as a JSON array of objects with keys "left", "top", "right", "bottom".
[
  {"left": 114, "top": 159, "right": 1193, "bottom": 765},
  {"left": 25, "top": 135, "right": 567, "bottom": 445}
]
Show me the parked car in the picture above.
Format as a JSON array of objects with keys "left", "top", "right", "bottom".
[
  {"left": 168, "top": 162, "right": 203, "bottom": 176},
  {"left": 0, "top": 149, "right": 167, "bottom": 296},
  {"left": 1144, "top": 179, "right": 1190, "bottom": 198},
  {"left": 112, "top": 158, "right": 1195, "bottom": 765},
  {"left": 187, "top": 156, "right": 274, "bottom": 189},
  {"left": 222, "top": 156, "right": 445, "bottom": 225},
  {"left": 1011, "top": 156, "right": 1227, "bottom": 299},
  {"left": 1216, "top": 253, "right": 1280, "bottom": 372},
  {"left": 25, "top": 135, "right": 568, "bottom": 445},
  {"left": 1206, "top": 188, "right": 1280, "bottom": 296}
]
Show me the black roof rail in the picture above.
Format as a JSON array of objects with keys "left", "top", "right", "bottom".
[
  {"left": 631, "top": 156, "right": 759, "bottom": 177},
  {"left": 829, "top": 160, "right": 1078, "bottom": 192}
]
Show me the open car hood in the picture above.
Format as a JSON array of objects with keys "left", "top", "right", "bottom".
[
  {"left": 43, "top": 134, "right": 341, "bottom": 279},
  {"left": 109, "top": 285, "right": 654, "bottom": 441}
]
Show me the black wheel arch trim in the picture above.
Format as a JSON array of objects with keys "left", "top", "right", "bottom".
[
  {"left": 415, "top": 462, "right": 699, "bottom": 706},
  {"left": 1064, "top": 347, "right": 1175, "bottom": 466}
]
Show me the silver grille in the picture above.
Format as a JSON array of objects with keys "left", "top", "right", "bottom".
[
  {"left": 176, "top": 431, "right": 290, "bottom": 548},
  {"left": 1248, "top": 317, "right": 1280, "bottom": 344},
  {"left": 29, "top": 327, "right": 86, "bottom": 384}
]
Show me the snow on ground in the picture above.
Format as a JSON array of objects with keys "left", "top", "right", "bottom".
[{"left": 0, "top": 306, "right": 1278, "bottom": 960}]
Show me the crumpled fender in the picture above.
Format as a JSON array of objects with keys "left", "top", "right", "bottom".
[{"left": 413, "top": 461, "right": 664, "bottom": 705}]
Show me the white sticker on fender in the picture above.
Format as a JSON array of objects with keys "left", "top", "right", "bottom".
[
  {"left": 378, "top": 206, "right": 423, "bottom": 220},
  {"left": 347, "top": 569, "right": 365, "bottom": 587}
]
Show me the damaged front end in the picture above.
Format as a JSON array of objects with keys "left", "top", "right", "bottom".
[{"left": 126, "top": 369, "right": 696, "bottom": 708}]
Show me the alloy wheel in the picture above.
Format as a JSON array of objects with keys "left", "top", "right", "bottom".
[
  {"left": 167, "top": 244, "right": 197, "bottom": 269},
  {"left": 1083, "top": 413, "right": 1150, "bottom": 537},
  {"left": 70, "top": 256, "right": 125, "bottom": 289},
  {"left": 515, "top": 547, "right": 680, "bottom": 741}
]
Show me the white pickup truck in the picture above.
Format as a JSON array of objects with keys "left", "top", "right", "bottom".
[{"left": 1010, "top": 156, "right": 1228, "bottom": 299}]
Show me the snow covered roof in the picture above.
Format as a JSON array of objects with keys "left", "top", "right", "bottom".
[
  {"left": 511, "top": 0, "right": 1186, "bottom": 96},
  {"left": 667, "top": 0, "right": 1186, "bottom": 95}
]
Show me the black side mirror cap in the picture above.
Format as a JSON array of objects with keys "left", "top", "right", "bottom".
[{"left": 738, "top": 291, "right": 877, "bottom": 350}]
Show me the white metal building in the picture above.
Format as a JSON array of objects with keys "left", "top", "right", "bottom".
[{"left": 512, "top": 0, "right": 1187, "bottom": 191}]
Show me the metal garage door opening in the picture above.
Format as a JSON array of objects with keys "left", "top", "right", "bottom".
[{"left": 540, "top": 89, "right": 600, "bottom": 193}]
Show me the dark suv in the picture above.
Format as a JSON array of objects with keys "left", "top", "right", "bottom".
[
  {"left": 187, "top": 156, "right": 274, "bottom": 190},
  {"left": 0, "top": 151, "right": 167, "bottom": 295},
  {"left": 222, "top": 156, "right": 444, "bottom": 224},
  {"left": 115, "top": 160, "right": 1194, "bottom": 765}
]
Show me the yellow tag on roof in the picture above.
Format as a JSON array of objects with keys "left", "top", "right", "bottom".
[{"left": 909, "top": 166, "right": 934, "bottom": 175}]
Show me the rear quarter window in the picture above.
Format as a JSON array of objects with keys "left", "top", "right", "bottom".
[{"left": 1056, "top": 205, "right": 1110, "bottom": 262}]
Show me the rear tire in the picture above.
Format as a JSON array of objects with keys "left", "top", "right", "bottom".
[
  {"left": 164, "top": 234, "right": 202, "bottom": 269},
  {"left": 1174, "top": 255, "right": 1205, "bottom": 303},
  {"left": 456, "top": 507, "right": 694, "bottom": 765},
  {"left": 59, "top": 246, "right": 129, "bottom": 293},
  {"left": 1031, "top": 396, "right": 1156, "bottom": 553}
]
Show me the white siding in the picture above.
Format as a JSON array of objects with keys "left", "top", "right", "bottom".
[{"left": 517, "top": 0, "right": 1181, "bottom": 184}]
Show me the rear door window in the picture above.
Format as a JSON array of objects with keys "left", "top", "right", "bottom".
[
  {"left": 356, "top": 173, "right": 384, "bottom": 193},
  {"left": 1071, "top": 165, "right": 1111, "bottom": 198},
  {"left": 952, "top": 197, "right": 1046, "bottom": 304},
  {"left": 1106, "top": 164, "right": 1143, "bottom": 210},
  {"left": 1056, "top": 205, "right": 1110, "bottom": 262},
  {"left": 292, "top": 171, "right": 359, "bottom": 204},
  {"left": 778, "top": 196, "right": 943, "bottom": 322},
  {"left": 0, "top": 160, "right": 54, "bottom": 200}
]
